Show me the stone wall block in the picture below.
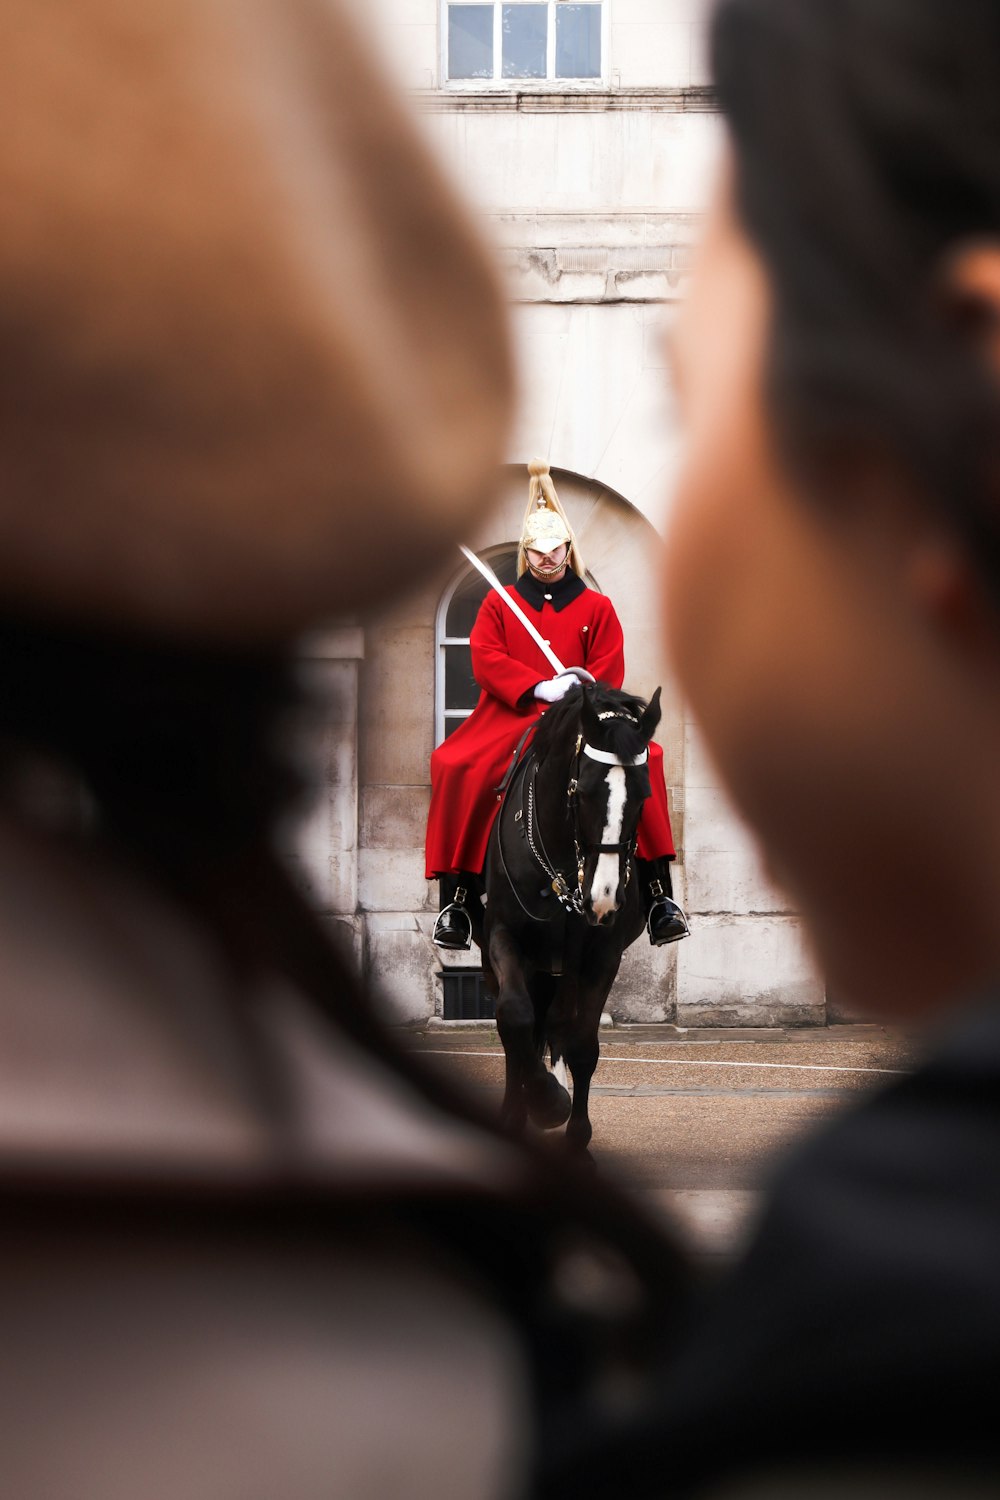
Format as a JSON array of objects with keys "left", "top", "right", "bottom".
[
  {"left": 428, "top": 111, "right": 721, "bottom": 219},
  {"left": 360, "top": 847, "right": 434, "bottom": 914},
  {"left": 319, "top": 914, "right": 365, "bottom": 973},
  {"left": 683, "top": 785, "right": 790, "bottom": 915},
  {"left": 361, "top": 785, "right": 430, "bottom": 850},
  {"left": 360, "top": 626, "right": 435, "bottom": 785},
  {"left": 436, "top": 940, "right": 484, "bottom": 972},
  {"left": 318, "top": 777, "right": 358, "bottom": 851},
  {"left": 290, "top": 658, "right": 359, "bottom": 915},
  {"left": 614, "top": 24, "right": 694, "bottom": 92},
  {"left": 614, "top": 0, "right": 709, "bottom": 25},
  {"left": 612, "top": 268, "right": 671, "bottom": 300},
  {"left": 365, "top": 914, "right": 437, "bottom": 1024},
  {"left": 676, "top": 915, "right": 825, "bottom": 1026},
  {"left": 683, "top": 719, "right": 723, "bottom": 790},
  {"left": 291, "top": 826, "right": 359, "bottom": 917},
  {"left": 324, "top": 733, "right": 357, "bottom": 790},
  {"left": 608, "top": 933, "right": 677, "bottom": 1023}
]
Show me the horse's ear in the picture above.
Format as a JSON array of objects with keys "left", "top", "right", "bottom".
[
  {"left": 639, "top": 686, "right": 662, "bottom": 741},
  {"left": 579, "top": 686, "right": 601, "bottom": 743}
]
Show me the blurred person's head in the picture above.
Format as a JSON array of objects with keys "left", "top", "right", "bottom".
[
  {"left": 665, "top": 0, "right": 1000, "bottom": 1019},
  {"left": 0, "top": 0, "right": 511, "bottom": 645},
  {"left": 0, "top": 0, "right": 511, "bottom": 901}
]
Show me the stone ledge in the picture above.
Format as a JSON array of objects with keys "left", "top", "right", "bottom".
[
  {"left": 405, "top": 1021, "right": 906, "bottom": 1044},
  {"left": 407, "top": 1011, "right": 613, "bottom": 1032},
  {"left": 678, "top": 1001, "right": 827, "bottom": 1030},
  {"left": 611, "top": 1022, "right": 899, "bottom": 1043},
  {"left": 501, "top": 244, "right": 693, "bottom": 303},
  {"left": 490, "top": 211, "right": 703, "bottom": 250},
  {"left": 417, "top": 86, "right": 718, "bottom": 114},
  {"left": 298, "top": 624, "right": 365, "bottom": 660}
]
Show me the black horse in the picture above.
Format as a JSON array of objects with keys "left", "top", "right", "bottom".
[{"left": 481, "top": 681, "right": 661, "bottom": 1155}]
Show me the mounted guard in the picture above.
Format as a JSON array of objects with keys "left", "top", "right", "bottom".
[{"left": 425, "top": 460, "right": 688, "bottom": 952}]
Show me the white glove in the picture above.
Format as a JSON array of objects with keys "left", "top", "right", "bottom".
[{"left": 534, "top": 673, "right": 579, "bottom": 704}]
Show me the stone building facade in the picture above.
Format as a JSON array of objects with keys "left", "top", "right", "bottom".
[{"left": 292, "top": 0, "right": 828, "bottom": 1026}]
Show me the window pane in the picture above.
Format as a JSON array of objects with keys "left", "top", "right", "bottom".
[
  {"left": 444, "top": 549, "right": 518, "bottom": 638},
  {"left": 491, "top": 550, "right": 519, "bottom": 586},
  {"left": 448, "top": 5, "right": 494, "bottom": 79},
  {"left": 445, "top": 575, "right": 488, "bottom": 639},
  {"left": 445, "top": 644, "right": 481, "bottom": 711},
  {"left": 556, "top": 3, "right": 601, "bottom": 78},
  {"left": 502, "top": 4, "right": 547, "bottom": 79}
]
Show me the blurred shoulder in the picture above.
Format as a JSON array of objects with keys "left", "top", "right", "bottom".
[{"left": 0, "top": 813, "right": 520, "bottom": 1193}]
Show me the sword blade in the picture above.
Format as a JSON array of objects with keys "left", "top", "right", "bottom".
[{"left": 459, "top": 544, "right": 568, "bottom": 676}]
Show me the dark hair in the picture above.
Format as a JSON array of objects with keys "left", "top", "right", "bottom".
[
  {"left": 0, "top": 618, "right": 303, "bottom": 873},
  {"left": 712, "top": 0, "right": 1000, "bottom": 595}
]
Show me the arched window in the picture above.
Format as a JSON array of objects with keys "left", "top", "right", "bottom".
[{"left": 435, "top": 545, "right": 518, "bottom": 746}]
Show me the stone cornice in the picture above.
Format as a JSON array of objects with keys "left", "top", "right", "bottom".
[
  {"left": 299, "top": 624, "right": 365, "bottom": 660},
  {"left": 415, "top": 85, "right": 717, "bottom": 114},
  {"left": 505, "top": 254, "right": 680, "bottom": 302},
  {"left": 494, "top": 235, "right": 702, "bottom": 304}
]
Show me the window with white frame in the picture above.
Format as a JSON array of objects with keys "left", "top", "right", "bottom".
[
  {"left": 445, "top": 2, "right": 604, "bottom": 84},
  {"left": 435, "top": 546, "right": 519, "bottom": 745}
]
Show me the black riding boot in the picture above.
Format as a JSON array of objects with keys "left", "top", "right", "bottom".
[
  {"left": 637, "top": 857, "right": 690, "bottom": 946},
  {"left": 432, "top": 874, "right": 474, "bottom": 951}
]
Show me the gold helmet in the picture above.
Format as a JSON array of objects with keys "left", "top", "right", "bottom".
[{"left": 517, "top": 461, "right": 585, "bottom": 579}]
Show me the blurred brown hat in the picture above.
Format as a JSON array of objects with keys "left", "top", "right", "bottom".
[{"left": 0, "top": 0, "right": 512, "bottom": 641}]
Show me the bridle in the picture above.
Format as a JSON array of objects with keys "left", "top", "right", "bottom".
[{"left": 512, "top": 709, "right": 648, "bottom": 917}]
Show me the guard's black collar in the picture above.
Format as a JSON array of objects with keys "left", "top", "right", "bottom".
[{"left": 514, "top": 568, "right": 587, "bottom": 613}]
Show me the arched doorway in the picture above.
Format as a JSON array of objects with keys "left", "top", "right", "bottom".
[{"left": 357, "top": 463, "right": 682, "bottom": 1024}]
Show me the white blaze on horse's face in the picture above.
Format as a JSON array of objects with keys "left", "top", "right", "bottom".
[{"left": 590, "top": 766, "right": 627, "bottom": 921}]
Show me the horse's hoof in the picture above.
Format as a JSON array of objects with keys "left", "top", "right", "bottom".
[{"left": 526, "top": 1073, "right": 572, "bottom": 1130}]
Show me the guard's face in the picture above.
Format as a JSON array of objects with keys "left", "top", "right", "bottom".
[{"left": 526, "top": 543, "right": 569, "bottom": 581}]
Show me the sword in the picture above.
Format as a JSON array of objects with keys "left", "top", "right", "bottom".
[{"left": 459, "top": 545, "right": 594, "bottom": 684}]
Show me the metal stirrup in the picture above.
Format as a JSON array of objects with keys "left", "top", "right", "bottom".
[
  {"left": 647, "top": 893, "right": 690, "bottom": 942},
  {"left": 433, "top": 895, "right": 473, "bottom": 949}
]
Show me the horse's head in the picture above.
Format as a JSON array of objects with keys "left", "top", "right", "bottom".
[{"left": 572, "top": 684, "right": 661, "bottom": 926}]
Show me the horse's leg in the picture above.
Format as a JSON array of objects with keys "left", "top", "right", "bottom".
[
  {"left": 565, "top": 1027, "right": 600, "bottom": 1155},
  {"left": 488, "top": 922, "right": 531, "bottom": 1134},
  {"left": 544, "top": 978, "right": 572, "bottom": 1104},
  {"left": 489, "top": 924, "right": 570, "bottom": 1133},
  {"left": 564, "top": 959, "right": 619, "bottom": 1155}
]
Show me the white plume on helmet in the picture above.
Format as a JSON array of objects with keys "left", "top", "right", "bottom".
[{"left": 516, "top": 460, "right": 585, "bottom": 579}]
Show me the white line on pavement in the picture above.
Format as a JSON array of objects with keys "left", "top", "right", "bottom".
[{"left": 416, "top": 1050, "right": 907, "bottom": 1077}]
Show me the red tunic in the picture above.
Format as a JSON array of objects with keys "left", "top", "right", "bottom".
[{"left": 425, "top": 577, "right": 676, "bottom": 877}]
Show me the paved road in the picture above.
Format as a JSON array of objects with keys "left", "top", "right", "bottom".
[{"left": 406, "top": 1023, "right": 915, "bottom": 1257}]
